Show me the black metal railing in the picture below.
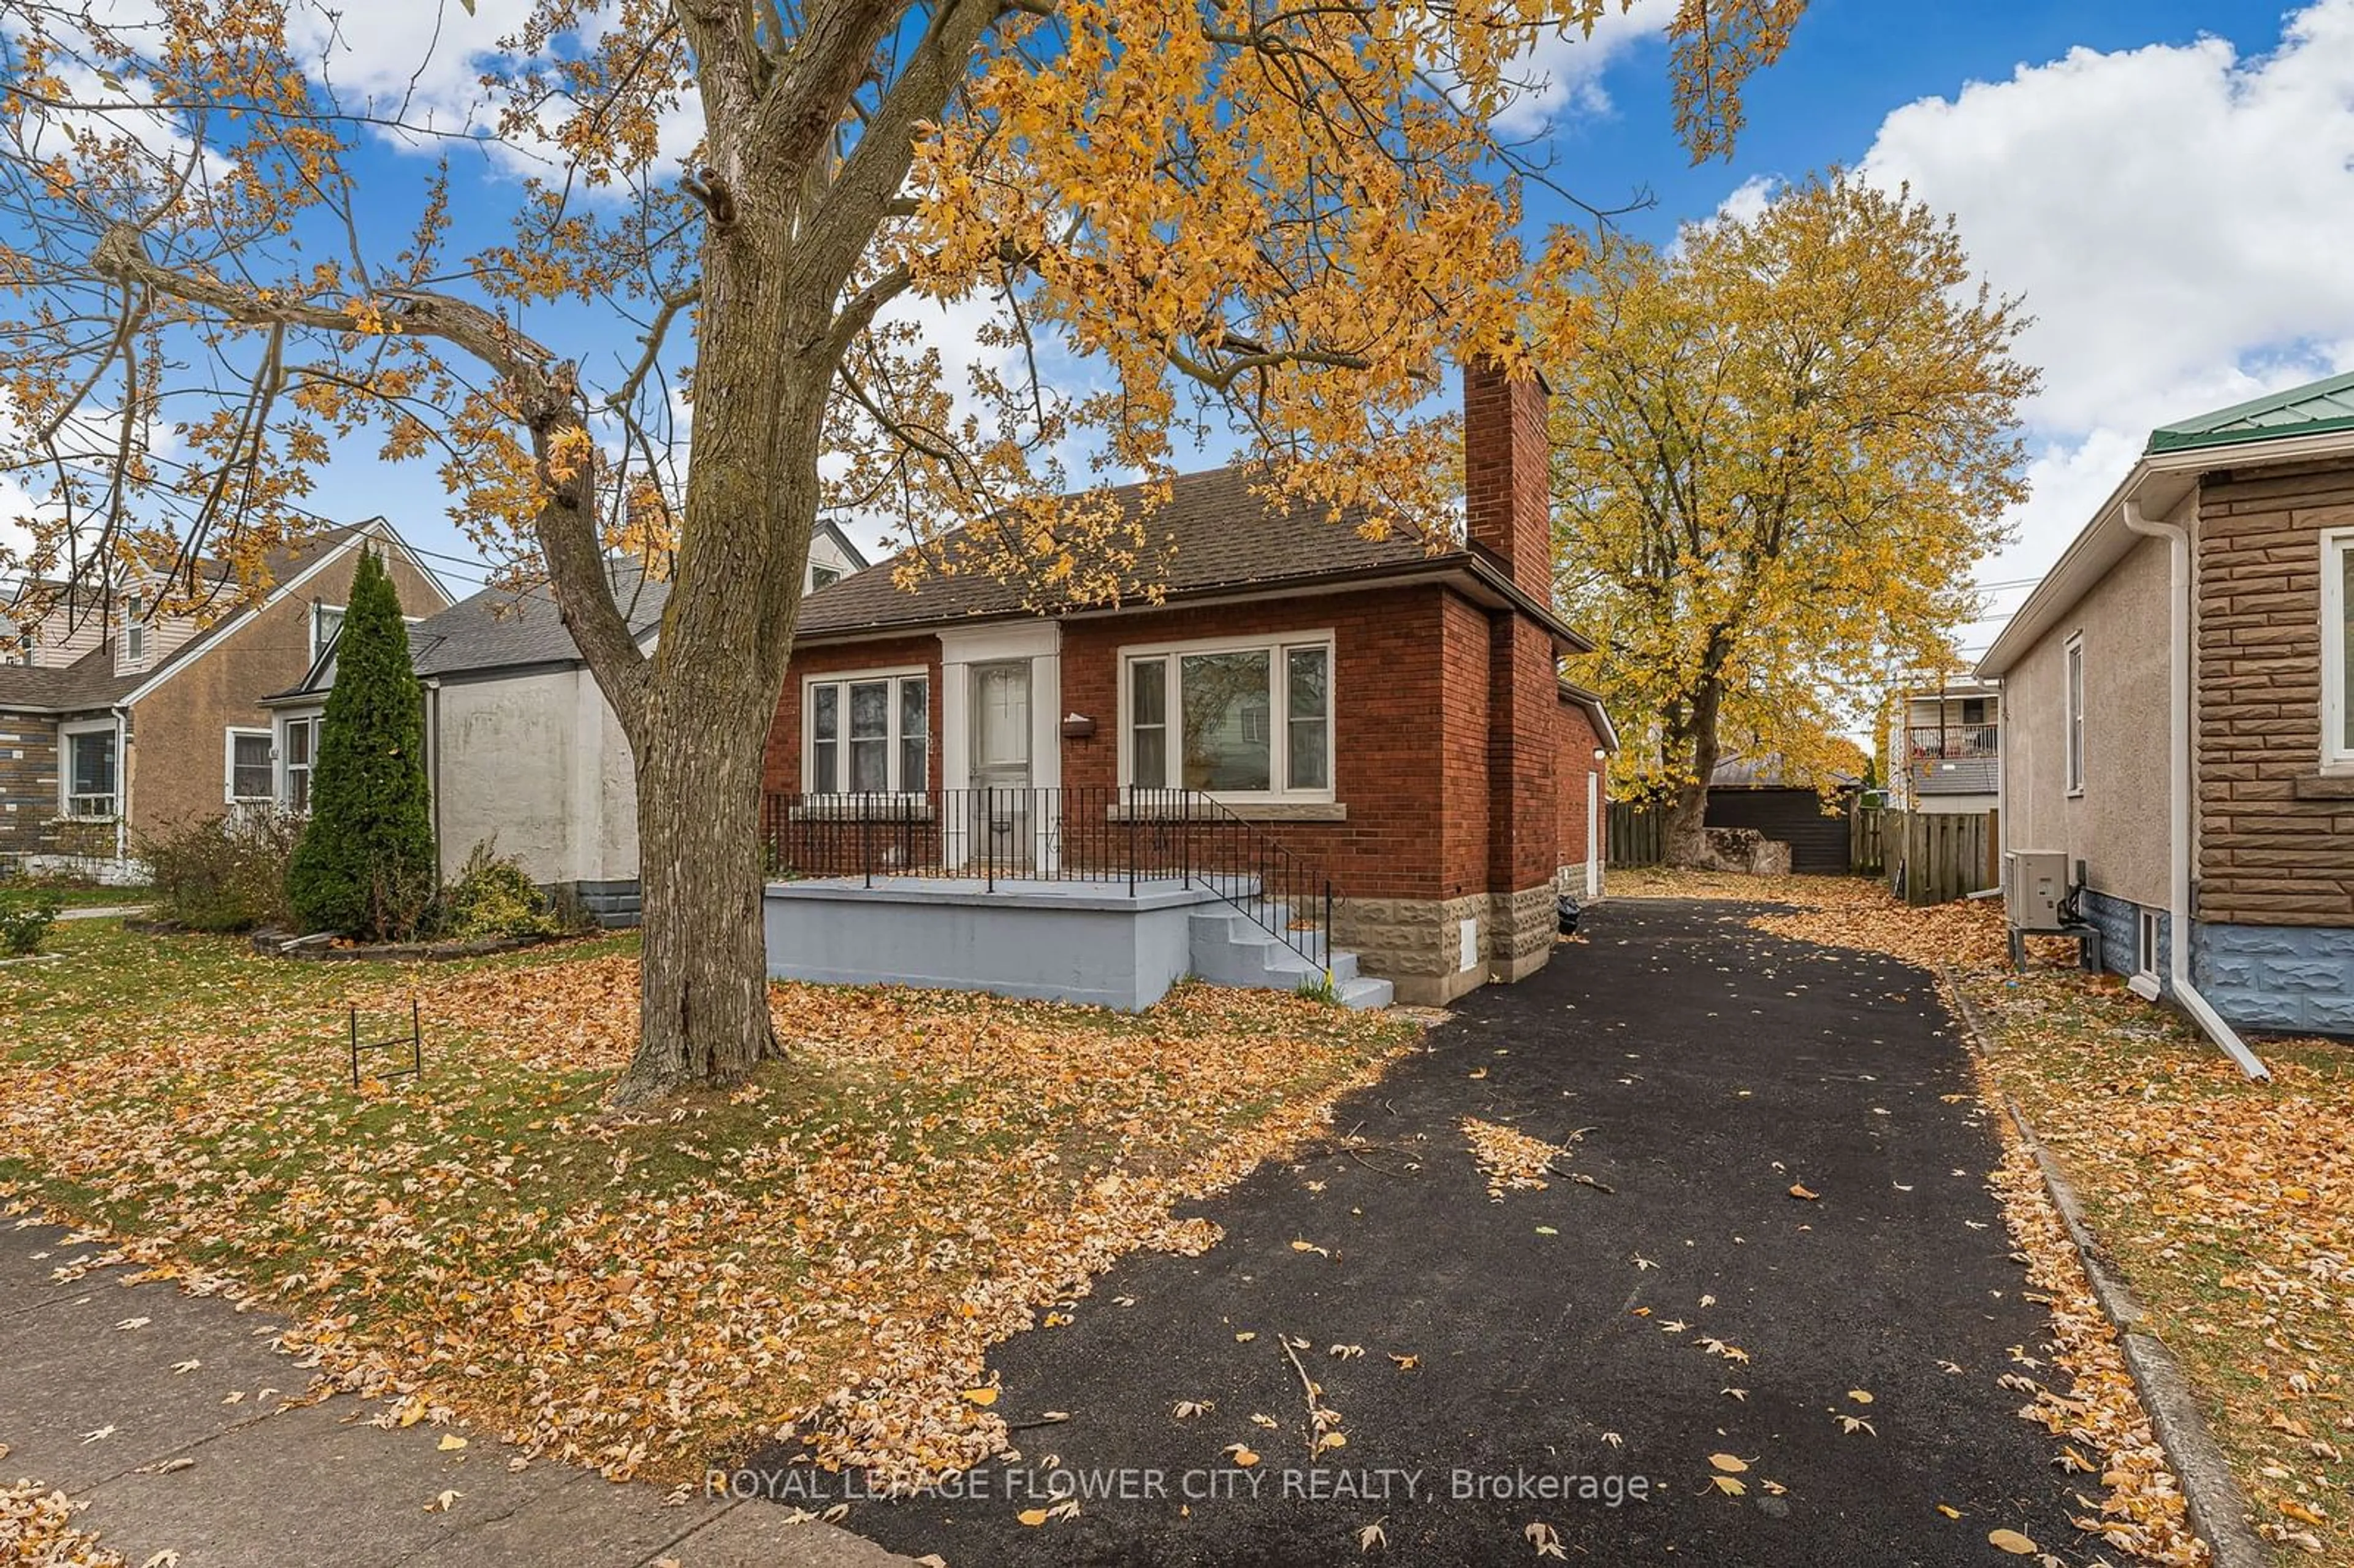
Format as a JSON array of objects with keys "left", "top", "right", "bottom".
[{"left": 760, "top": 785, "right": 1336, "bottom": 975}]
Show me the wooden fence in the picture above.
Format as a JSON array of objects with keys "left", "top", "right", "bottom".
[
  {"left": 1850, "top": 805, "right": 1887, "bottom": 876},
  {"left": 1606, "top": 801, "right": 1666, "bottom": 867},
  {"left": 1606, "top": 796, "right": 1998, "bottom": 907},
  {"left": 1884, "top": 808, "right": 2000, "bottom": 906}
]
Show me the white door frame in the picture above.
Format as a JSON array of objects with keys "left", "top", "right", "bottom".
[{"left": 1586, "top": 771, "right": 1602, "bottom": 899}]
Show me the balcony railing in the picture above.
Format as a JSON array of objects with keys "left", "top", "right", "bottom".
[
  {"left": 1906, "top": 722, "right": 1999, "bottom": 759},
  {"left": 760, "top": 785, "right": 1337, "bottom": 975}
]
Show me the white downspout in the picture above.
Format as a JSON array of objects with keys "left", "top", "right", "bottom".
[{"left": 2121, "top": 498, "right": 2269, "bottom": 1079}]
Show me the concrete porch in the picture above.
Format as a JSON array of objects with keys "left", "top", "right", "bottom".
[{"left": 762, "top": 874, "right": 1392, "bottom": 1012}]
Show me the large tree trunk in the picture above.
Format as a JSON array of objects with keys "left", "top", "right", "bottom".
[
  {"left": 1663, "top": 677, "right": 1726, "bottom": 869},
  {"left": 611, "top": 680, "right": 782, "bottom": 1107},
  {"left": 586, "top": 151, "right": 829, "bottom": 1107}
]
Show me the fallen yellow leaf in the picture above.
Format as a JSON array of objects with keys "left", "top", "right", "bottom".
[{"left": 1987, "top": 1527, "right": 2036, "bottom": 1555}]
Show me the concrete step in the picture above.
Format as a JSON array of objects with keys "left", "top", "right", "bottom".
[
  {"left": 1187, "top": 902, "right": 1376, "bottom": 1005},
  {"left": 1338, "top": 975, "right": 1394, "bottom": 1010}
]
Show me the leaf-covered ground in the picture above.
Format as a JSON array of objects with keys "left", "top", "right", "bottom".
[
  {"left": 1963, "top": 973, "right": 2354, "bottom": 1562},
  {"left": 0, "top": 920, "right": 1415, "bottom": 1491},
  {"left": 1628, "top": 867, "right": 2353, "bottom": 1564}
]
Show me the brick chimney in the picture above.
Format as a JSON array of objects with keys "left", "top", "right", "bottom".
[{"left": 1462, "top": 359, "right": 1552, "bottom": 598}]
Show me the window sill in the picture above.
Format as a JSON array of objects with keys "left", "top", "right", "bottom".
[
  {"left": 2293, "top": 773, "right": 2354, "bottom": 801},
  {"left": 1108, "top": 799, "right": 1347, "bottom": 823}
]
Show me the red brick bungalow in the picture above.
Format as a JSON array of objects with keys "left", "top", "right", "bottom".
[{"left": 761, "top": 366, "right": 1615, "bottom": 1005}]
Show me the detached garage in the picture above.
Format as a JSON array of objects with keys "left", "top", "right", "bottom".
[{"left": 1706, "top": 755, "right": 1857, "bottom": 875}]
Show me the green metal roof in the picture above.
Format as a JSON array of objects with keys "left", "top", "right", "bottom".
[{"left": 2147, "top": 369, "right": 2354, "bottom": 454}]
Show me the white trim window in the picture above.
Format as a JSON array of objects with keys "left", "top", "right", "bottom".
[
  {"left": 2063, "top": 632, "right": 2085, "bottom": 796},
  {"left": 61, "top": 720, "right": 120, "bottom": 818},
  {"left": 2324, "top": 530, "right": 2354, "bottom": 764},
  {"left": 279, "top": 714, "right": 319, "bottom": 812},
  {"left": 122, "top": 596, "right": 146, "bottom": 665},
  {"left": 226, "top": 728, "right": 275, "bottom": 807},
  {"left": 2136, "top": 907, "right": 2162, "bottom": 982},
  {"left": 806, "top": 670, "right": 929, "bottom": 794},
  {"left": 1121, "top": 632, "right": 1335, "bottom": 799},
  {"left": 310, "top": 601, "right": 345, "bottom": 660}
]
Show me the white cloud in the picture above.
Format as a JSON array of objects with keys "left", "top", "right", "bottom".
[
  {"left": 1495, "top": 0, "right": 1674, "bottom": 137},
  {"left": 1846, "top": 0, "right": 2354, "bottom": 594},
  {"left": 1709, "top": 173, "right": 1780, "bottom": 228}
]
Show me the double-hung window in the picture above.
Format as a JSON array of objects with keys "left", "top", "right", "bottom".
[
  {"left": 806, "top": 672, "right": 929, "bottom": 794},
  {"left": 1122, "top": 634, "right": 1333, "bottom": 799},
  {"left": 280, "top": 716, "right": 318, "bottom": 812},
  {"left": 63, "top": 723, "right": 118, "bottom": 818},
  {"left": 2063, "top": 633, "right": 2085, "bottom": 795},
  {"left": 123, "top": 596, "right": 145, "bottom": 664},
  {"left": 226, "top": 729, "right": 275, "bottom": 807}
]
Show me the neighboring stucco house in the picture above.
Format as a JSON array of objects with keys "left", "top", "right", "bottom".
[
  {"left": 1979, "top": 370, "right": 2354, "bottom": 1047},
  {"left": 804, "top": 520, "right": 870, "bottom": 594},
  {"left": 263, "top": 563, "right": 671, "bottom": 927},
  {"left": 0, "top": 522, "right": 448, "bottom": 877},
  {"left": 761, "top": 365, "right": 1617, "bottom": 1006}
]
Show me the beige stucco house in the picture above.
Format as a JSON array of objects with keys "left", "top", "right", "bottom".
[
  {"left": 0, "top": 522, "right": 449, "bottom": 878},
  {"left": 1979, "top": 370, "right": 2354, "bottom": 1052},
  {"left": 259, "top": 523, "right": 867, "bottom": 926}
]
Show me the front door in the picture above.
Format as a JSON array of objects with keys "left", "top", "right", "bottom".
[{"left": 969, "top": 661, "right": 1032, "bottom": 871}]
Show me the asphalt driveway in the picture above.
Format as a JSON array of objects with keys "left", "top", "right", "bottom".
[{"left": 775, "top": 898, "right": 2100, "bottom": 1566}]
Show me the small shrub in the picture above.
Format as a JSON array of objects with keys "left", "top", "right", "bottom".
[
  {"left": 440, "top": 843, "right": 560, "bottom": 942},
  {"left": 0, "top": 888, "right": 62, "bottom": 956},
  {"left": 1293, "top": 971, "right": 1342, "bottom": 1005},
  {"left": 138, "top": 812, "right": 300, "bottom": 934}
]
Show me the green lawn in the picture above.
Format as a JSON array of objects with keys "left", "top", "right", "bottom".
[{"left": 0, "top": 919, "right": 1414, "bottom": 1486}]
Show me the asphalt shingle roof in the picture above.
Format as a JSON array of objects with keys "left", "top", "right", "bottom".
[
  {"left": 796, "top": 465, "right": 1458, "bottom": 639},
  {"left": 403, "top": 564, "right": 670, "bottom": 680},
  {"left": 0, "top": 652, "right": 139, "bottom": 714},
  {"left": 2147, "top": 370, "right": 2354, "bottom": 454},
  {"left": 1915, "top": 755, "right": 2001, "bottom": 795}
]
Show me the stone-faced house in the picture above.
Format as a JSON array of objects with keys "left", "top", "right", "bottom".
[
  {"left": 1979, "top": 370, "right": 2354, "bottom": 1045},
  {"left": 0, "top": 521, "right": 449, "bottom": 875},
  {"left": 762, "top": 365, "right": 1615, "bottom": 1006}
]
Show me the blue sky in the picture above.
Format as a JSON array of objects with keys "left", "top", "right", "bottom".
[{"left": 259, "top": 0, "right": 2354, "bottom": 663}]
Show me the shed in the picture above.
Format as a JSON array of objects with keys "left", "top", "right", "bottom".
[{"left": 1706, "top": 753, "right": 1857, "bottom": 875}]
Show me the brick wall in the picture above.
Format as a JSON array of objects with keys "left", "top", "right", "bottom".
[
  {"left": 1463, "top": 362, "right": 1552, "bottom": 598},
  {"left": 2195, "top": 459, "right": 2354, "bottom": 924},
  {"left": 0, "top": 710, "right": 59, "bottom": 854},
  {"left": 1437, "top": 595, "right": 1493, "bottom": 897},
  {"left": 1555, "top": 696, "right": 1601, "bottom": 875},
  {"left": 1485, "top": 614, "right": 1559, "bottom": 894},
  {"left": 1059, "top": 587, "right": 1452, "bottom": 900},
  {"left": 761, "top": 634, "right": 947, "bottom": 797},
  {"left": 765, "top": 581, "right": 1586, "bottom": 938}
]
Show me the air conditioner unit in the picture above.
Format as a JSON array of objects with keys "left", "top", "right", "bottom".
[{"left": 2004, "top": 850, "right": 2070, "bottom": 933}]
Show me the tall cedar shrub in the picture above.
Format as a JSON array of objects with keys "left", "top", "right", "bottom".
[{"left": 286, "top": 549, "right": 436, "bottom": 937}]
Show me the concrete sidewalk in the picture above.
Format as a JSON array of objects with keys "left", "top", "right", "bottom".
[{"left": 0, "top": 1214, "right": 912, "bottom": 1568}]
